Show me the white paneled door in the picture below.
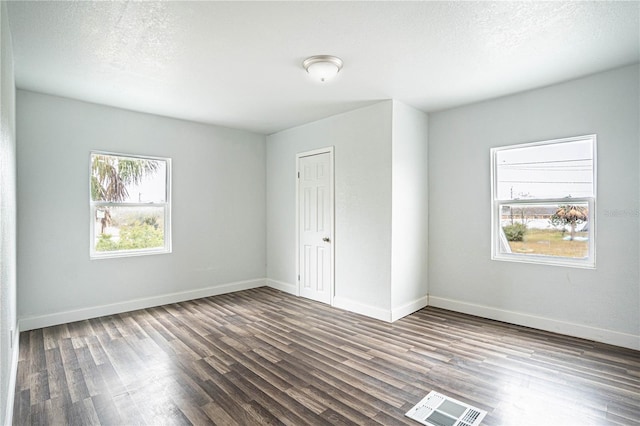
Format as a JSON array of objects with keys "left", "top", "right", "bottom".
[{"left": 298, "top": 150, "right": 333, "bottom": 305}]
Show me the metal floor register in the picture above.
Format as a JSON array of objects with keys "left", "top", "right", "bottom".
[{"left": 405, "top": 391, "right": 487, "bottom": 426}]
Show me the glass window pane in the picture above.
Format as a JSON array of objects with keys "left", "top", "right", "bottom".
[
  {"left": 495, "top": 138, "right": 594, "bottom": 200},
  {"left": 499, "top": 202, "right": 589, "bottom": 259},
  {"left": 94, "top": 206, "right": 165, "bottom": 253},
  {"left": 91, "top": 153, "right": 166, "bottom": 203}
]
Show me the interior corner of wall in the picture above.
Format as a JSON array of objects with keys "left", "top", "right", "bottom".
[{"left": 4, "top": 320, "right": 20, "bottom": 426}]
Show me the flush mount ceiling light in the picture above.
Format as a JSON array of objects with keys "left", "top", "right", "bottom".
[{"left": 303, "top": 55, "right": 343, "bottom": 82}]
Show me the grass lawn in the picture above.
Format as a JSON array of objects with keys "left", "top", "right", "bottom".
[{"left": 507, "top": 229, "right": 588, "bottom": 258}]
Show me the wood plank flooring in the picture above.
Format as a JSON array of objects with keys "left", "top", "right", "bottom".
[{"left": 12, "top": 287, "right": 640, "bottom": 425}]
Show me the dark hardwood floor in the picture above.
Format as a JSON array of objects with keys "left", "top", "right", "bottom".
[{"left": 12, "top": 287, "right": 640, "bottom": 425}]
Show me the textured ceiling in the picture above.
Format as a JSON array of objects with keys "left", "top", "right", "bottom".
[{"left": 6, "top": 1, "right": 640, "bottom": 134}]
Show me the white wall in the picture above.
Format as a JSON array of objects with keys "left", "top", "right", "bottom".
[
  {"left": 391, "top": 101, "right": 429, "bottom": 319},
  {"left": 0, "top": 2, "right": 18, "bottom": 424},
  {"left": 428, "top": 65, "right": 640, "bottom": 349},
  {"left": 17, "top": 91, "right": 266, "bottom": 329},
  {"left": 266, "top": 101, "right": 394, "bottom": 318},
  {"left": 266, "top": 100, "right": 429, "bottom": 321}
]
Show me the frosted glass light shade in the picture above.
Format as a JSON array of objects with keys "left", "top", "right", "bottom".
[{"left": 303, "top": 55, "right": 343, "bottom": 82}]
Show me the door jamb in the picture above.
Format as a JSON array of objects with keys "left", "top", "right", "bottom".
[{"left": 295, "top": 147, "right": 335, "bottom": 305}]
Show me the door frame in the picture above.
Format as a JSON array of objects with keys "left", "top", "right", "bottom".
[{"left": 295, "top": 147, "right": 335, "bottom": 305}]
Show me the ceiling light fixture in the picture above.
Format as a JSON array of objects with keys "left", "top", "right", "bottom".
[{"left": 303, "top": 55, "right": 343, "bottom": 82}]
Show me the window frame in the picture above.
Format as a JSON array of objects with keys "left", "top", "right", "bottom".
[
  {"left": 89, "top": 151, "right": 172, "bottom": 259},
  {"left": 490, "top": 135, "right": 596, "bottom": 269}
]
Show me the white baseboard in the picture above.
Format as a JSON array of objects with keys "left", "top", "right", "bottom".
[
  {"left": 333, "top": 296, "right": 392, "bottom": 322},
  {"left": 265, "top": 283, "right": 428, "bottom": 324},
  {"left": 5, "top": 321, "right": 20, "bottom": 426},
  {"left": 391, "top": 295, "right": 429, "bottom": 322},
  {"left": 266, "top": 278, "right": 297, "bottom": 296},
  {"left": 429, "top": 296, "right": 640, "bottom": 351},
  {"left": 18, "top": 278, "right": 266, "bottom": 331},
  {"left": 266, "top": 283, "right": 427, "bottom": 324}
]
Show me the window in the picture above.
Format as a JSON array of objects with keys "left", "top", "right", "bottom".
[
  {"left": 491, "top": 135, "right": 596, "bottom": 268},
  {"left": 90, "top": 152, "right": 171, "bottom": 258}
]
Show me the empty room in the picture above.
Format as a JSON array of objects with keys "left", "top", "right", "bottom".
[{"left": 1, "top": 1, "right": 639, "bottom": 425}]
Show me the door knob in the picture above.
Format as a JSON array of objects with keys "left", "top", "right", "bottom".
[{"left": 323, "top": 237, "right": 331, "bottom": 243}]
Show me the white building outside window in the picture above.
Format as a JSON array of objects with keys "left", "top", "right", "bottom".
[{"left": 491, "top": 135, "right": 596, "bottom": 268}]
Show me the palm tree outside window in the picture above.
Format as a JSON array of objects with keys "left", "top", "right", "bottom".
[
  {"left": 90, "top": 152, "right": 171, "bottom": 258},
  {"left": 491, "top": 135, "right": 596, "bottom": 268}
]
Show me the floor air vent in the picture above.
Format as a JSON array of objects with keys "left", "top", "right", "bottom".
[{"left": 406, "top": 391, "right": 487, "bottom": 426}]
